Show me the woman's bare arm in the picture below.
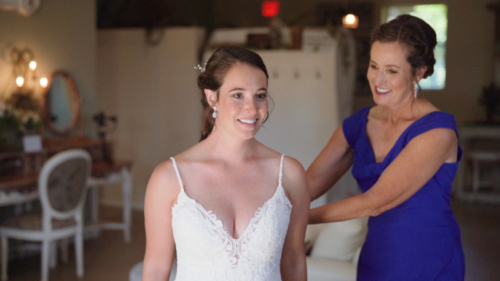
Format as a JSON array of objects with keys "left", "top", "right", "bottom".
[
  {"left": 142, "top": 160, "right": 179, "bottom": 281},
  {"left": 281, "top": 157, "right": 310, "bottom": 281},
  {"left": 307, "top": 125, "right": 353, "bottom": 200},
  {"left": 310, "top": 128, "right": 458, "bottom": 224}
]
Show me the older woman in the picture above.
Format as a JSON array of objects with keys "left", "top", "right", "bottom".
[
  {"left": 142, "top": 46, "right": 309, "bottom": 281},
  {"left": 307, "top": 15, "right": 465, "bottom": 280}
]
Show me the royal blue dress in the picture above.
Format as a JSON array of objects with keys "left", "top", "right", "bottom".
[{"left": 343, "top": 107, "right": 465, "bottom": 281}]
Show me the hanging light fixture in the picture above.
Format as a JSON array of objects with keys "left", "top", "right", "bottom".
[{"left": 342, "top": 14, "right": 359, "bottom": 29}]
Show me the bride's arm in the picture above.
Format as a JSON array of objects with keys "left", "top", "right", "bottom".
[
  {"left": 280, "top": 157, "right": 310, "bottom": 281},
  {"left": 142, "top": 160, "right": 179, "bottom": 281}
]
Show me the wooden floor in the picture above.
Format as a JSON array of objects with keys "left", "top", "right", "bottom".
[
  {"left": 452, "top": 200, "right": 500, "bottom": 281},
  {"left": 5, "top": 207, "right": 145, "bottom": 281},
  {"left": 4, "top": 201, "right": 500, "bottom": 281}
]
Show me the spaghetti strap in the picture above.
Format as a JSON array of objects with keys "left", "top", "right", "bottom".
[
  {"left": 278, "top": 154, "right": 285, "bottom": 186},
  {"left": 170, "top": 157, "right": 184, "bottom": 192}
]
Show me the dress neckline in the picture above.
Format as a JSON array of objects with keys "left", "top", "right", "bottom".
[
  {"left": 362, "top": 108, "right": 442, "bottom": 164},
  {"left": 170, "top": 155, "right": 290, "bottom": 241},
  {"left": 178, "top": 184, "right": 288, "bottom": 241}
]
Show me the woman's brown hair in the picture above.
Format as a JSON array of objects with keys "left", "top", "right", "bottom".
[
  {"left": 371, "top": 14, "right": 437, "bottom": 78},
  {"left": 197, "top": 46, "right": 269, "bottom": 141}
]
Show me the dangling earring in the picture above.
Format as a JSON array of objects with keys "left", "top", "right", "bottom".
[
  {"left": 414, "top": 83, "right": 419, "bottom": 100},
  {"left": 212, "top": 106, "right": 217, "bottom": 118}
]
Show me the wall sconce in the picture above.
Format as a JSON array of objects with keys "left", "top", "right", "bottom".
[
  {"left": 342, "top": 14, "right": 359, "bottom": 29},
  {"left": 6, "top": 47, "right": 47, "bottom": 111},
  {"left": 8, "top": 47, "right": 47, "bottom": 93},
  {"left": 10, "top": 47, "right": 36, "bottom": 93}
]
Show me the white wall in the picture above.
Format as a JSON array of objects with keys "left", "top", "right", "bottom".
[
  {"left": 255, "top": 50, "right": 356, "bottom": 206},
  {"left": 255, "top": 51, "right": 339, "bottom": 168},
  {"left": 97, "top": 27, "right": 206, "bottom": 208}
]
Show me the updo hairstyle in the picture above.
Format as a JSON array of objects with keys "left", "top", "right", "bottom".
[
  {"left": 371, "top": 14, "right": 437, "bottom": 78},
  {"left": 197, "top": 46, "right": 269, "bottom": 141}
]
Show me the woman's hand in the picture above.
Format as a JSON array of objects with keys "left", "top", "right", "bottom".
[
  {"left": 281, "top": 157, "right": 310, "bottom": 281},
  {"left": 142, "top": 161, "right": 179, "bottom": 281}
]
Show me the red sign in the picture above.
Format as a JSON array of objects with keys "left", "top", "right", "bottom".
[{"left": 262, "top": 1, "right": 280, "bottom": 18}]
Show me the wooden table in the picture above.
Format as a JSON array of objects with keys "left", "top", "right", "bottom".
[{"left": 0, "top": 160, "right": 133, "bottom": 242}]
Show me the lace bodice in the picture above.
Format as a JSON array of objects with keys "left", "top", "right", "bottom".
[{"left": 170, "top": 155, "right": 292, "bottom": 281}]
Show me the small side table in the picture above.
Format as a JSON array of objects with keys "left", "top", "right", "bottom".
[
  {"left": 457, "top": 124, "right": 500, "bottom": 203},
  {"left": 87, "top": 160, "right": 133, "bottom": 242}
]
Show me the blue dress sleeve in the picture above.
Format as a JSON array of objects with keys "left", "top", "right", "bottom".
[
  {"left": 342, "top": 107, "right": 370, "bottom": 149},
  {"left": 405, "top": 111, "right": 458, "bottom": 140},
  {"left": 404, "top": 111, "right": 462, "bottom": 161}
]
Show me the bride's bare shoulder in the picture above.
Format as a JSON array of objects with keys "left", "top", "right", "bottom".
[
  {"left": 282, "top": 156, "right": 306, "bottom": 183},
  {"left": 145, "top": 158, "right": 181, "bottom": 207},
  {"left": 281, "top": 155, "right": 310, "bottom": 208}
]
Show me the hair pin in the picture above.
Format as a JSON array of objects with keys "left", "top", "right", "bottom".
[{"left": 194, "top": 62, "right": 206, "bottom": 73}]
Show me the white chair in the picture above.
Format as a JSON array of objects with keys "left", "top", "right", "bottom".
[
  {"left": 0, "top": 149, "right": 91, "bottom": 281},
  {"left": 305, "top": 217, "right": 368, "bottom": 281}
]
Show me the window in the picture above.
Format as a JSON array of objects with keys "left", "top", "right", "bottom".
[{"left": 381, "top": 4, "right": 448, "bottom": 90}]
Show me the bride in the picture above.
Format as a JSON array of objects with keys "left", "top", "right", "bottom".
[{"left": 141, "top": 46, "right": 309, "bottom": 281}]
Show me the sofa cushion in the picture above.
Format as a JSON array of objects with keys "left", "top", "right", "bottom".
[
  {"left": 310, "top": 217, "right": 367, "bottom": 262},
  {"left": 305, "top": 224, "right": 325, "bottom": 243},
  {"left": 306, "top": 257, "right": 357, "bottom": 281}
]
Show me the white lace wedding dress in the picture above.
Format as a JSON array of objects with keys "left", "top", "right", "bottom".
[{"left": 170, "top": 155, "right": 292, "bottom": 281}]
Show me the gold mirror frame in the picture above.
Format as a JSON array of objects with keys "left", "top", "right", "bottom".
[{"left": 41, "top": 71, "right": 82, "bottom": 136}]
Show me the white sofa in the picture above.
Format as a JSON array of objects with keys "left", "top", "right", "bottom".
[{"left": 305, "top": 217, "right": 368, "bottom": 281}]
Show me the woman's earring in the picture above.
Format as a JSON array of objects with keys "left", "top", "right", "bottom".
[
  {"left": 414, "top": 83, "right": 418, "bottom": 100},
  {"left": 212, "top": 106, "right": 217, "bottom": 118}
]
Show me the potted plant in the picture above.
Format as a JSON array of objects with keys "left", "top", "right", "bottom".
[{"left": 0, "top": 100, "right": 42, "bottom": 151}]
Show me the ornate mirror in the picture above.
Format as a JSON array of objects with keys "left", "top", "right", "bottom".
[{"left": 41, "top": 71, "right": 82, "bottom": 136}]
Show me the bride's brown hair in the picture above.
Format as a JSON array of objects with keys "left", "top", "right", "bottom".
[{"left": 197, "top": 46, "right": 269, "bottom": 141}]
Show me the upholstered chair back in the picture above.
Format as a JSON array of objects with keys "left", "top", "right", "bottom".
[
  {"left": 46, "top": 158, "right": 88, "bottom": 212},
  {"left": 38, "top": 149, "right": 91, "bottom": 223}
]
